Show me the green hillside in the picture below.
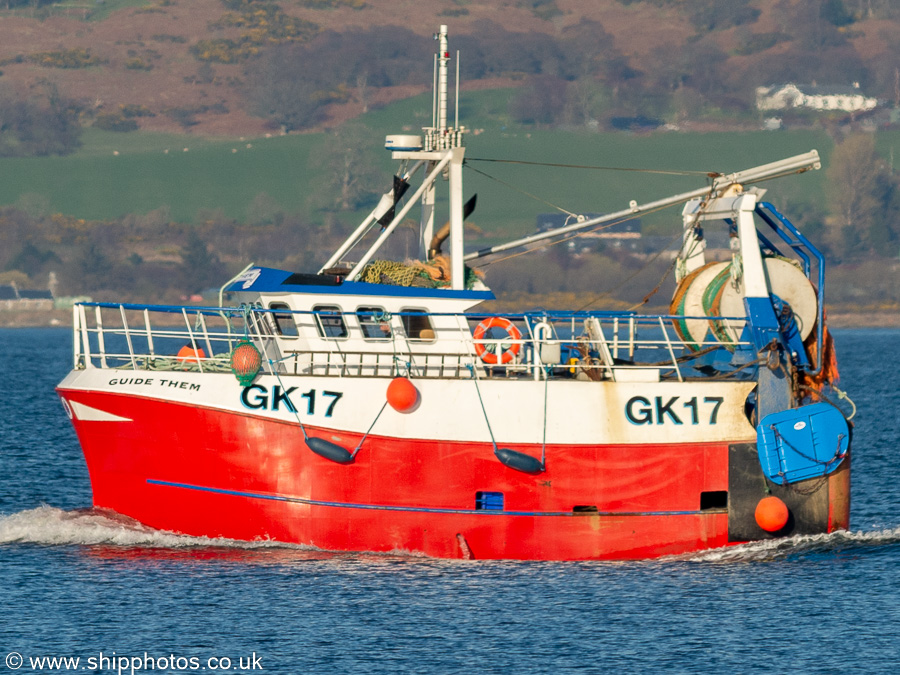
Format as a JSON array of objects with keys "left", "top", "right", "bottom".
[
  {"left": 0, "top": 90, "right": 848, "bottom": 238},
  {"left": 0, "top": 130, "right": 322, "bottom": 223}
]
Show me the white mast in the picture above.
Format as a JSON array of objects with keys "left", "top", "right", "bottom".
[
  {"left": 437, "top": 25, "right": 449, "bottom": 132},
  {"left": 342, "top": 25, "right": 468, "bottom": 289}
]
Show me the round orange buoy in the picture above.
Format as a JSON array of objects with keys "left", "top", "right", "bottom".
[
  {"left": 387, "top": 376, "right": 419, "bottom": 413},
  {"left": 230, "top": 340, "right": 262, "bottom": 386},
  {"left": 755, "top": 496, "right": 789, "bottom": 532},
  {"left": 176, "top": 344, "right": 206, "bottom": 363},
  {"left": 231, "top": 341, "right": 261, "bottom": 372}
]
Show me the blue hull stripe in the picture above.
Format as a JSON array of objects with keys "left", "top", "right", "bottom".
[{"left": 147, "top": 479, "right": 710, "bottom": 518}]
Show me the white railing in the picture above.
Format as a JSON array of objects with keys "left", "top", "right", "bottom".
[{"left": 72, "top": 303, "right": 756, "bottom": 383}]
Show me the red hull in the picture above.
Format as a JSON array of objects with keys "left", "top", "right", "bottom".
[{"left": 57, "top": 388, "right": 830, "bottom": 559}]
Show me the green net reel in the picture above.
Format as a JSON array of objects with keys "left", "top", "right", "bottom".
[{"left": 230, "top": 340, "right": 262, "bottom": 386}]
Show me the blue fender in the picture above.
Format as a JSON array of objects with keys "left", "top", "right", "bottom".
[{"left": 756, "top": 402, "right": 849, "bottom": 485}]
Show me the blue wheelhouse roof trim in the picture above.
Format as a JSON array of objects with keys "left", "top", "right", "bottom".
[{"left": 226, "top": 266, "right": 495, "bottom": 300}]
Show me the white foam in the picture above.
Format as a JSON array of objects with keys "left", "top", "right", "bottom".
[
  {"left": 0, "top": 506, "right": 306, "bottom": 550},
  {"left": 669, "top": 526, "right": 900, "bottom": 563},
  {"left": 4, "top": 506, "right": 896, "bottom": 562}
]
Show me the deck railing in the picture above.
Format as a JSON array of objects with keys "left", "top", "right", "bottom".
[{"left": 72, "top": 302, "right": 757, "bottom": 382}]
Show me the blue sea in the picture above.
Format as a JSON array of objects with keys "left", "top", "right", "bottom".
[{"left": 1, "top": 327, "right": 898, "bottom": 674}]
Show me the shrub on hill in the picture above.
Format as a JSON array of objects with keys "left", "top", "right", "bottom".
[
  {"left": 93, "top": 111, "right": 139, "bottom": 132},
  {"left": 296, "top": 0, "right": 366, "bottom": 8},
  {"left": 151, "top": 34, "right": 187, "bottom": 44},
  {"left": 28, "top": 48, "right": 104, "bottom": 69},
  {"left": 509, "top": 76, "right": 567, "bottom": 125},
  {"left": 243, "top": 26, "right": 430, "bottom": 130},
  {"left": 518, "top": 0, "right": 562, "bottom": 21},
  {"left": 120, "top": 104, "right": 155, "bottom": 118},
  {"left": 191, "top": 1, "right": 318, "bottom": 63},
  {"left": 0, "top": 85, "right": 81, "bottom": 156},
  {"left": 124, "top": 57, "right": 153, "bottom": 71},
  {"left": 4, "top": 242, "right": 61, "bottom": 278},
  {"left": 740, "top": 45, "right": 868, "bottom": 93},
  {"left": 733, "top": 30, "right": 791, "bottom": 56},
  {"left": 613, "top": 0, "right": 758, "bottom": 30},
  {"left": 164, "top": 103, "right": 229, "bottom": 129},
  {"left": 190, "top": 38, "right": 260, "bottom": 64},
  {"left": 181, "top": 230, "right": 224, "bottom": 295}
]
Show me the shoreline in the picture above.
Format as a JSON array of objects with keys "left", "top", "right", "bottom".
[{"left": 825, "top": 311, "right": 900, "bottom": 328}]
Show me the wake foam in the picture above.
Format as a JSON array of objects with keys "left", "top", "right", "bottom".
[
  {"left": 0, "top": 505, "right": 305, "bottom": 550},
  {"left": 4, "top": 506, "right": 897, "bottom": 562},
  {"left": 670, "top": 526, "right": 900, "bottom": 563}
]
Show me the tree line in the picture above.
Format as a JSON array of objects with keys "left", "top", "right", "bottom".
[
  {"left": 0, "top": 83, "right": 81, "bottom": 157},
  {"left": 824, "top": 133, "right": 900, "bottom": 260},
  {"left": 240, "top": 1, "right": 900, "bottom": 132},
  {"left": 3, "top": 1, "right": 900, "bottom": 149}
]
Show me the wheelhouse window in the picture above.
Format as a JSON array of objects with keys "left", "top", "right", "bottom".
[
  {"left": 401, "top": 309, "right": 435, "bottom": 342},
  {"left": 357, "top": 307, "right": 392, "bottom": 340},
  {"left": 268, "top": 302, "right": 298, "bottom": 338},
  {"left": 313, "top": 305, "right": 348, "bottom": 339}
]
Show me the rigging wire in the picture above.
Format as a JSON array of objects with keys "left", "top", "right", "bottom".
[
  {"left": 580, "top": 200, "right": 710, "bottom": 311},
  {"left": 466, "top": 158, "right": 719, "bottom": 311},
  {"left": 471, "top": 199, "right": 682, "bottom": 269},
  {"left": 466, "top": 160, "right": 718, "bottom": 266},
  {"left": 466, "top": 164, "right": 579, "bottom": 217},
  {"left": 578, "top": 230, "right": 685, "bottom": 312},
  {"left": 466, "top": 157, "right": 719, "bottom": 178}
]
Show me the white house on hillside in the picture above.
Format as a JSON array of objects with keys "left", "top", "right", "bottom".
[{"left": 756, "top": 83, "right": 878, "bottom": 112}]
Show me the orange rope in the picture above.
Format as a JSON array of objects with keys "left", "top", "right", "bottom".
[{"left": 800, "top": 309, "right": 840, "bottom": 397}]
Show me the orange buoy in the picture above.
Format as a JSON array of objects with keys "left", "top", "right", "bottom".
[
  {"left": 387, "top": 376, "right": 419, "bottom": 413},
  {"left": 755, "top": 495, "right": 789, "bottom": 532},
  {"left": 176, "top": 344, "right": 206, "bottom": 364},
  {"left": 230, "top": 340, "right": 262, "bottom": 386}
]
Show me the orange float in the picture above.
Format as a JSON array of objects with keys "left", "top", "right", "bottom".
[
  {"left": 176, "top": 344, "right": 206, "bottom": 364},
  {"left": 755, "top": 495, "right": 790, "bottom": 532},
  {"left": 387, "top": 376, "right": 419, "bottom": 413}
]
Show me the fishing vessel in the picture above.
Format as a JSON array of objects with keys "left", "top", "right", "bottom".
[{"left": 56, "top": 27, "right": 852, "bottom": 560}]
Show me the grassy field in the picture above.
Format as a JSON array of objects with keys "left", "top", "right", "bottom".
[
  {"left": 0, "top": 130, "right": 326, "bottom": 224},
  {"left": 0, "top": 89, "right": 871, "bottom": 240}
]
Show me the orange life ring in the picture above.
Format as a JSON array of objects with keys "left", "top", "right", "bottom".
[{"left": 473, "top": 317, "right": 522, "bottom": 365}]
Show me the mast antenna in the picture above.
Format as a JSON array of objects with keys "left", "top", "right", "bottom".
[
  {"left": 432, "top": 53, "right": 437, "bottom": 129},
  {"left": 455, "top": 49, "right": 460, "bottom": 130},
  {"left": 424, "top": 25, "right": 464, "bottom": 151},
  {"left": 437, "top": 24, "right": 449, "bottom": 131}
]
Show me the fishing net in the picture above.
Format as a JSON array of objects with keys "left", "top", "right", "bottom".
[
  {"left": 361, "top": 260, "right": 435, "bottom": 287},
  {"left": 360, "top": 256, "right": 483, "bottom": 290}
]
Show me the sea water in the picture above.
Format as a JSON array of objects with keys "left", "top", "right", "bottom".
[{"left": 1, "top": 327, "right": 898, "bottom": 674}]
